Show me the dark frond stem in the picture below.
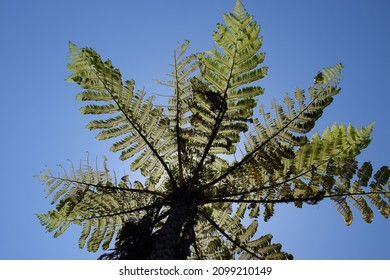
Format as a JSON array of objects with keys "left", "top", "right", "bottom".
[
  {"left": 211, "top": 168, "right": 313, "bottom": 200},
  {"left": 201, "top": 191, "right": 390, "bottom": 205},
  {"left": 47, "top": 176, "right": 166, "bottom": 197},
  {"left": 197, "top": 209, "right": 261, "bottom": 260},
  {"left": 189, "top": 108, "right": 227, "bottom": 191},
  {"left": 152, "top": 208, "right": 170, "bottom": 226},
  {"left": 209, "top": 148, "right": 347, "bottom": 200},
  {"left": 66, "top": 202, "right": 164, "bottom": 222},
  {"left": 189, "top": 36, "right": 239, "bottom": 191},
  {"left": 153, "top": 93, "right": 174, "bottom": 98},
  {"left": 201, "top": 87, "right": 328, "bottom": 191},
  {"left": 174, "top": 49, "right": 185, "bottom": 187},
  {"left": 94, "top": 183, "right": 166, "bottom": 197},
  {"left": 84, "top": 58, "right": 178, "bottom": 191}
]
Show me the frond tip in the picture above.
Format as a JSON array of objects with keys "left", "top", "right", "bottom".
[{"left": 233, "top": 0, "right": 249, "bottom": 20}]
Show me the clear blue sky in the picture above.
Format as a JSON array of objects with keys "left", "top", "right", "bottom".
[{"left": 0, "top": 0, "right": 389, "bottom": 260}]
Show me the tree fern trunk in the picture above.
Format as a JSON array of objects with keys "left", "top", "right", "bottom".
[{"left": 150, "top": 198, "right": 193, "bottom": 259}]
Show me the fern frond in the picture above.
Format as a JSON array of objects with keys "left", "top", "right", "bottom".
[
  {"left": 332, "top": 195, "right": 353, "bottom": 225},
  {"left": 185, "top": 0, "right": 266, "bottom": 169},
  {"left": 367, "top": 166, "right": 390, "bottom": 217},
  {"left": 202, "top": 126, "right": 384, "bottom": 223},
  {"left": 66, "top": 42, "right": 177, "bottom": 189},
  {"left": 203, "top": 64, "right": 344, "bottom": 192},
  {"left": 193, "top": 202, "right": 292, "bottom": 260},
  {"left": 197, "top": 208, "right": 259, "bottom": 259},
  {"left": 282, "top": 123, "right": 373, "bottom": 180},
  {"left": 36, "top": 158, "right": 164, "bottom": 252},
  {"left": 168, "top": 41, "right": 199, "bottom": 184}
]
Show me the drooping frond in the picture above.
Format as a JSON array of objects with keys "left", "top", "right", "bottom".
[
  {"left": 190, "top": 204, "right": 248, "bottom": 259},
  {"left": 202, "top": 161, "right": 389, "bottom": 226},
  {"left": 238, "top": 234, "right": 293, "bottom": 260},
  {"left": 36, "top": 158, "right": 164, "bottom": 252},
  {"left": 193, "top": 204, "right": 292, "bottom": 260},
  {"left": 202, "top": 121, "right": 378, "bottom": 221},
  {"left": 329, "top": 162, "right": 390, "bottom": 225},
  {"left": 66, "top": 42, "right": 176, "bottom": 187}
]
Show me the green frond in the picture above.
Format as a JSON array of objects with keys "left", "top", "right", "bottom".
[
  {"left": 208, "top": 121, "right": 381, "bottom": 225},
  {"left": 36, "top": 158, "right": 163, "bottom": 252},
  {"left": 233, "top": 0, "right": 248, "bottom": 21},
  {"left": 185, "top": 0, "right": 266, "bottom": 160},
  {"left": 332, "top": 196, "right": 353, "bottom": 225},
  {"left": 238, "top": 233, "right": 293, "bottom": 260},
  {"left": 249, "top": 63, "right": 343, "bottom": 149},
  {"left": 79, "top": 219, "right": 92, "bottom": 249},
  {"left": 326, "top": 162, "right": 390, "bottom": 225},
  {"left": 101, "top": 216, "right": 119, "bottom": 250},
  {"left": 367, "top": 166, "right": 390, "bottom": 217},
  {"left": 235, "top": 64, "right": 342, "bottom": 184},
  {"left": 87, "top": 218, "right": 108, "bottom": 252},
  {"left": 248, "top": 202, "right": 260, "bottom": 219},
  {"left": 350, "top": 195, "right": 374, "bottom": 223},
  {"left": 239, "top": 220, "right": 258, "bottom": 243},
  {"left": 194, "top": 202, "right": 292, "bottom": 260},
  {"left": 283, "top": 123, "right": 373, "bottom": 179},
  {"left": 193, "top": 205, "right": 241, "bottom": 259},
  {"left": 263, "top": 203, "right": 275, "bottom": 222},
  {"left": 371, "top": 166, "right": 390, "bottom": 189},
  {"left": 66, "top": 42, "right": 177, "bottom": 187},
  {"left": 367, "top": 192, "right": 390, "bottom": 218}
]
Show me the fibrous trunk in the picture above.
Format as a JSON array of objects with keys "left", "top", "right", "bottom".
[{"left": 149, "top": 197, "right": 194, "bottom": 259}]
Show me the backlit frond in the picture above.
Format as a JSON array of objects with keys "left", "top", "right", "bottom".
[
  {"left": 36, "top": 158, "right": 164, "bottom": 252},
  {"left": 67, "top": 42, "right": 176, "bottom": 187}
]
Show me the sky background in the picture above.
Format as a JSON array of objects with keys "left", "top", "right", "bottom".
[{"left": 0, "top": 0, "right": 389, "bottom": 260}]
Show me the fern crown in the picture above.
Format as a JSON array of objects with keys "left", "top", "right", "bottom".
[{"left": 37, "top": 0, "right": 389, "bottom": 260}]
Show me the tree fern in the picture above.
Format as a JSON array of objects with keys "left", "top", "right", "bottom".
[{"left": 37, "top": 0, "right": 389, "bottom": 259}]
